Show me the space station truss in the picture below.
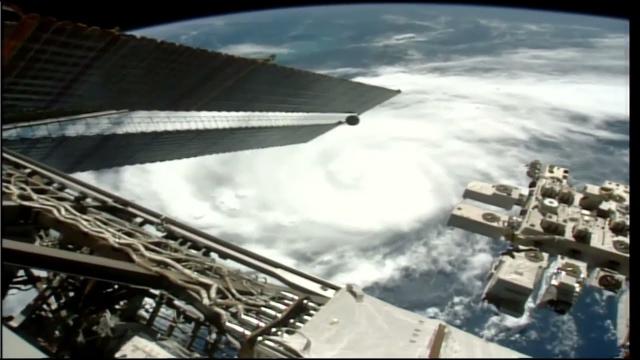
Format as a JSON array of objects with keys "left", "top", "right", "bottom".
[
  {"left": 2, "top": 110, "right": 349, "bottom": 172},
  {"left": 1, "top": 149, "right": 529, "bottom": 358},
  {"left": 448, "top": 160, "right": 629, "bottom": 353}
]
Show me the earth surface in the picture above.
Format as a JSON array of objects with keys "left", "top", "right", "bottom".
[{"left": 73, "top": 4, "right": 627, "bottom": 358}]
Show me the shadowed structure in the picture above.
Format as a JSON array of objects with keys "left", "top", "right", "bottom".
[{"left": 1, "top": 9, "right": 399, "bottom": 172}]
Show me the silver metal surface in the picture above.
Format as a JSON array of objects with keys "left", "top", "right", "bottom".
[
  {"left": 252, "top": 287, "right": 527, "bottom": 358},
  {"left": 2, "top": 326, "right": 48, "bottom": 358},
  {"left": 448, "top": 160, "right": 630, "bottom": 353},
  {"left": 3, "top": 14, "right": 399, "bottom": 123}
]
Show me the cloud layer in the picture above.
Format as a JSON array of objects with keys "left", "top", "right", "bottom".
[
  {"left": 77, "top": 6, "right": 628, "bottom": 357},
  {"left": 217, "top": 43, "right": 293, "bottom": 57}
]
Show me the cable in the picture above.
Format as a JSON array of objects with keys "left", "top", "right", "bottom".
[{"left": 3, "top": 162, "right": 302, "bottom": 352}]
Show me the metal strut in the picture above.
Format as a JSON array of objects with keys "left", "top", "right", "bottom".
[{"left": 1, "top": 147, "right": 334, "bottom": 356}]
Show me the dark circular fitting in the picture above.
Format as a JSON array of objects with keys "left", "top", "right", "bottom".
[
  {"left": 612, "top": 240, "right": 629, "bottom": 254},
  {"left": 482, "top": 212, "right": 500, "bottom": 223},
  {"left": 525, "top": 251, "right": 544, "bottom": 263},
  {"left": 345, "top": 115, "right": 360, "bottom": 126},
  {"left": 600, "top": 186, "right": 613, "bottom": 194},
  {"left": 598, "top": 274, "right": 622, "bottom": 291},
  {"left": 495, "top": 184, "right": 512, "bottom": 195}
]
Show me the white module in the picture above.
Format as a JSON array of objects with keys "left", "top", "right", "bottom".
[
  {"left": 537, "top": 256, "right": 587, "bottom": 314},
  {"left": 482, "top": 248, "right": 549, "bottom": 317},
  {"left": 447, "top": 160, "right": 629, "bottom": 354}
]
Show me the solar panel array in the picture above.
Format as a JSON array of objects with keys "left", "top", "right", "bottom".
[
  {"left": 3, "top": 111, "right": 349, "bottom": 138},
  {"left": 4, "top": 123, "right": 340, "bottom": 172},
  {"left": 2, "top": 12, "right": 399, "bottom": 172},
  {"left": 3, "top": 14, "right": 399, "bottom": 124}
]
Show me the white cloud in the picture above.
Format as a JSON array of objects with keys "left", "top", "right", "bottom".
[
  {"left": 545, "top": 314, "right": 581, "bottom": 357},
  {"left": 371, "top": 33, "right": 422, "bottom": 46},
  {"left": 604, "top": 319, "right": 618, "bottom": 342},
  {"left": 351, "top": 28, "right": 454, "bottom": 49},
  {"left": 477, "top": 18, "right": 511, "bottom": 32},
  {"left": 77, "top": 32, "right": 627, "bottom": 291},
  {"left": 218, "top": 43, "right": 293, "bottom": 57},
  {"left": 380, "top": 14, "right": 450, "bottom": 28},
  {"left": 74, "top": 19, "right": 627, "bottom": 357},
  {"left": 480, "top": 288, "right": 539, "bottom": 341},
  {"left": 314, "top": 67, "right": 367, "bottom": 77}
]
